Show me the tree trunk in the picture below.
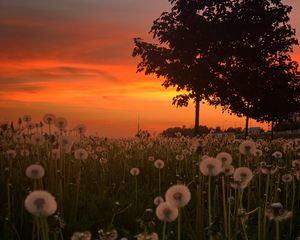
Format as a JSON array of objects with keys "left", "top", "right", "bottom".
[
  {"left": 244, "top": 115, "right": 249, "bottom": 139},
  {"left": 271, "top": 121, "right": 274, "bottom": 140},
  {"left": 194, "top": 95, "right": 200, "bottom": 136}
]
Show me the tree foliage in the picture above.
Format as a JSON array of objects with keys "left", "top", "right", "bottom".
[
  {"left": 133, "top": 0, "right": 300, "bottom": 133},
  {"left": 209, "top": 0, "right": 300, "bottom": 124},
  {"left": 132, "top": 0, "right": 235, "bottom": 134}
]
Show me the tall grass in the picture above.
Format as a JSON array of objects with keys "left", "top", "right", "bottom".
[{"left": 0, "top": 119, "right": 299, "bottom": 239}]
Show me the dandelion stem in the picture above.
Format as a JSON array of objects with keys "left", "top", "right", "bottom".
[
  {"left": 289, "top": 179, "right": 296, "bottom": 239},
  {"left": 222, "top": 176, "right": 228, "bottom": 238},
  {"left": 178, "top": 208, "right": 181, "bottom": 240},
  {"left": 135, "top": 176, "right": 138, "bottom": 204},
  {"left": 258, "top": 207, "right": 261, "bottom": 240},
  {"left": 159, "top": 168, "right": 161, "bottom": 196},
  {"left": 162, "top": 221, "right": 167, "bottom": 240},
  {"left": 275, "top": 221, "right": 280, "bottom": 240},
  {"left": 208, "top": 176, "right": 213, "bottom": 240},
  {"left": 262, "top": 174, "right": 270, "bottom": 240}
]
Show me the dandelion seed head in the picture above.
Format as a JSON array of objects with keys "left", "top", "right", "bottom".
[
  {"left": 71, "top": 231, "right": 92, "bottom": 240},
  {"left": 154, "top": 196, "right": 164, "bottom": 206},
  {"left": 251, "top": 148, "right": 263, "bottom": 157},
  {"left": 260, "top": 164, "right": 278, "bottom": 175},
  {"left": 239, "top": 140, "right": 256, "bottom": 155},
  {"left": 43, "top": 114, "right": 56, "bottom": 125},
  {"left": 175, "top": 154, "right": 184, "bottom": 161},
  {"left": 130, "top": 167, "right": 140, "bottom": 176},
  {"left": 20, "top": 149, "right": 30, "bottom": 157},
  {"left": 216, "top": 152, "right": 232, "bottom": 165},
  {"left": 74, "top": 148, "right": 88, "bottom": 160},
  {"left": 272, "top": 151, "right": 283, "bottom": 159},
  {"left": 75, "top": 124, "right": 87, "bottom": 135},
  {"left": 31, "top": 134, "right": 45, "bottom": 146},
  {"left": 55, "top": 117, "right": 68, "bottom": 130},
  {"left": 223, "top": 164, "right": 235, "bottom": 176},
  {"left": 282, "top": 173, "right": 293, "bottom": 183},
  {"left": 199, "top": 157, "right": 222, "bottom": 176},
  {"left": 154, "top": 159, "right": 165, "bottom": 169},
  {"left": 6, "top": 149, "right": 17, "bottom": 159},
  {"left": 26, "top": 164, "right": 45, "bottom": 179},
  {"left": 24, "top": 190, "right": 57, "bottom": 217},
  {"left": 155, "top": 202, "right": 178, "bottom": 222},
  {"left": 13, "top": 134, "right": 24, "bottom": 144},
  {"left": 165, "top": 184, "right": 191, "bottom": 208},
  {"left": 23, "top": 115, "right": 32, "bottom": 123},
  {"left": 233, "top": 167, "right": 253, "bottom": 184}
]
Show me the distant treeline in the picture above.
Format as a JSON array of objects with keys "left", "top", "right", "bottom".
[
  {"left": 160, "top": 126, "right": 247, "bottom": 137},
  {"left": 160, "top": 121, "right": 300, "bottom": 138}
]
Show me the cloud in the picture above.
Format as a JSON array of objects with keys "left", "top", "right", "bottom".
[
  {"left": 0, "top": 0, "right": 168, "bottom": 65},
  {"left": 0, "top": 65, "right": 120, "bottom": 93}
]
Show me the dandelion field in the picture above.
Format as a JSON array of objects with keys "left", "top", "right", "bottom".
[{"left": 1, "top": 115, "right": 300, "bottom": 240}]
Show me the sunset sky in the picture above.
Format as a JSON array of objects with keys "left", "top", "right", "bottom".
[{"left": 0, "top": 0, "right": 299, "bottom": 137}]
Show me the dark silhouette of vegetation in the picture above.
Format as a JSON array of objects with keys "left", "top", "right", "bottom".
[
  {"left": 133, "top": 0, "right": 299, "bottom": 139},
  {"left": 274, "top": 119, "right": 300, "bottom": 132},
  {"left": 160, "top": 125, "right": 212, "bottom": 137},
  {"left": 160, "top": 125, "right": 265, "bottom": 138},
  {"left": 207, "top": 0, "right": 300, "bottom": 139},
  {"left": 133, "top": 0, "right": 235, "bottom": 136}
]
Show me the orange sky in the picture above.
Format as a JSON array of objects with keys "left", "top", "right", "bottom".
[{"left": 0, "top": 0, "right": 299, "bottom": 137}]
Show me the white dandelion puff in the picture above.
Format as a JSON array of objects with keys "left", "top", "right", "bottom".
[
  {"left": 51, "top": 149, "right": 60, "bottom": 160},
  {"left": 55, "top": 117, "right": 68, "bottom": 130},
  {"left": 31, "top": 134, "right": 45, "bottom": 146},
  {"left": 165, "top": 184, "right": 191, "bottom": 208},
  {"left": 199, "top": 157, "right": 222, "bottom": 176},
  {"left": 223, "top": 164, "right": 235, "bottom": 176},
  {"left": 13, "top": 134, "right": 24, "bottom": 144},
  {"left": 23, "top": 115, "right": 32, "bottom": 123},
  {"left": 75, "top": 124, "right": 87, "bottom": 135},
  {"left": 24, "top": 190, "right": 57, "bottom": 217},
  {"left": 239, "top": 140, "right": 256, "bottom": 155},
  {"left": 216, "top": 152, "right": 233, "bottom": 165},
  {"left": 233, "top": 167, "right": 253, "bottom": 185},
  {"left": 43, "top": 114, "right": 56, "bottom": 125},
  {"left": 6, "top": 149, "right": 17, "bottom": 159},
  {"left": 71, "top": 231, "right": 92, "bottom": 240},
  {"left": 155, "top": 202, "right": 178, "bottom": 222},
  {"left": 154, "top": 159, "right": 165, "bottom": 169},
  {"left": 282, "top": 173, "right": 293, "bottom": 183},
  {"left": 272, "top": 151, "right": 283, "bottom": 159},
  {"left": 175, "top": 154, "right": 184, "bottom": 161},
  {"left": 130, "top": 167, "right": 140, "bottom": 176},
  {"left": 25, "top": 164, "right": 45, "bottom": 179},
  {"left": 74, "top": 148, "right": 88, "bottom": 160},
  {"left": 154, "top": 196, "right": 164, "bottom": 206}
]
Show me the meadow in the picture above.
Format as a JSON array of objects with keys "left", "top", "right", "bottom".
[{"left": 1, "top": 115, "right": 300, "bottom": 240}]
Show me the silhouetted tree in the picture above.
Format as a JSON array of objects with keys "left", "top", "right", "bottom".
[
  {"left": 209, "top": 0, "right": 299, "bottom": 139},
  {"left": 160, "top": 125, "right": 213, "bottom": 137},
  {"left": 133, "top": 0, "right": 234, "bottom": 136},
  {"left": 224, "top": 127, "right": 243, "bottom": 134}
]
